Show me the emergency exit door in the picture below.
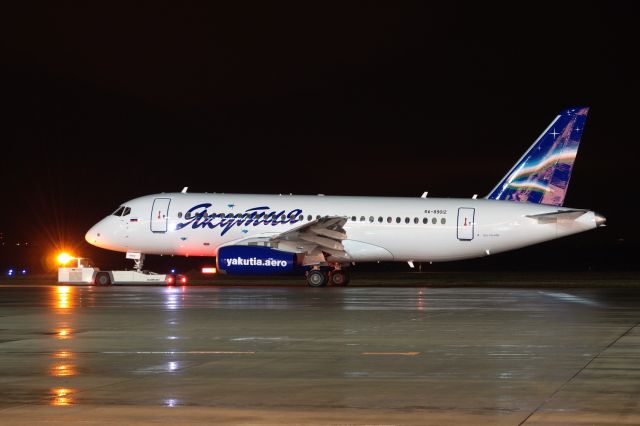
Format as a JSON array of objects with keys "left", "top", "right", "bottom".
[
  {"left": 457, "top": 207, "right": 475, "bottom": 241},
  {"left": 151, "top": 198, "right": 171, "bottom": 233}
]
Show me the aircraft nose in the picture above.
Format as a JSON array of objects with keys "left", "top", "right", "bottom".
[
  {"left": 594, "top": 212, "right": 607, "bottom": 228},
  {"left": 85, "top": 222, "right": 104, "bottom": 246}
]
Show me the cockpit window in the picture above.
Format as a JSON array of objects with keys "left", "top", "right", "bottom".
[
  {"left": 122, "top": 207, "right": 131, "bottom": 216},
  {"left": 112, "top": 206, "right": 125, "bottom": 216}
]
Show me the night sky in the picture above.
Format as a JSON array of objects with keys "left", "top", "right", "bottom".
[{"left": 1, "top": 3, "right": 637, "bottom": 271}]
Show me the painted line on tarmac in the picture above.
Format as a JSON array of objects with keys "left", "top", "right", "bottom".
[
  {"left": 361, "top": 352, "right": 420, "bottom": 356},
  {"left": 103, "top": 351, "right": 256, "bottom": 355}
]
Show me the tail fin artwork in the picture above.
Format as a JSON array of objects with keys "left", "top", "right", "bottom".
[{"left": 486, "top": 107, "right": 589, "bottom": 206}]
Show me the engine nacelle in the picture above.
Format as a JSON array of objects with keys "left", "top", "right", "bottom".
[{"left": 216, "top": 246, "right": 297, "bottom": 275}]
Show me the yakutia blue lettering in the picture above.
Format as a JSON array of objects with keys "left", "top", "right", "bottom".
[{"left": 175, "top": 203, "right": 303, "bottom": 236}]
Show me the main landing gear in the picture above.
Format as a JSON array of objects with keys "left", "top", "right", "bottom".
[{"left": 306, "top": 266, "right": 351, "bottom": 288}]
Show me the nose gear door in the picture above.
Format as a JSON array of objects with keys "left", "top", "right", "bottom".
[{"left": 151, "top": 198, "right": 171, "bottom": 233}]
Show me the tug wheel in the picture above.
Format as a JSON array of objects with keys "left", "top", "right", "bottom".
[{"left": 94, "top": 272, "right": 111, "bottom": 286}]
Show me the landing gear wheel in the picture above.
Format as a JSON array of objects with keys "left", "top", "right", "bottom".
[
  {"left": 307, "top": 270, "right": 328, "bottom": 287},
  {"left": 94, "top": 272, "right": 112, "bottom": 286},
  {"left": 329, "top": 270, "right": 349, "bottom": 286}
]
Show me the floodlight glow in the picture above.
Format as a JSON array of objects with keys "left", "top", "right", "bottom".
[{"left": 57, "top": 253, "right": 74, "bottom": 265}]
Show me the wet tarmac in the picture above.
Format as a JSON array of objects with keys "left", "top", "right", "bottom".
[{"left": 1, "top": 277, "right": 640, "bottom": 424}]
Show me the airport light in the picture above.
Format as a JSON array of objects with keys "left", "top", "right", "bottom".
[{"left": 57, "top": 252, "right": 74, "bottom": 265}]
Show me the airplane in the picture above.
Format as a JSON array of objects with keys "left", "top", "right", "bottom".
[{"left": 86, "top": 107, "right": 605, "bottom": 287}]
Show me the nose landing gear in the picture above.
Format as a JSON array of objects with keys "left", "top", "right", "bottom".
[{"left": 132, "top": 254, "right": 145, "bottom": 272}]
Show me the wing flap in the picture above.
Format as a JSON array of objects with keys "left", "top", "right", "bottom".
[
  {"left": 299, "top": 234, "right": 345, "bottom": 251},
  {"left": 272, "top": 216, "right": 349, "bottom": 263},
  {"left": 309, "top": 226, "right": 347, "bottom": 240},
  {"left": 225, "top": 216, "right": 350, "bottom": 266}
]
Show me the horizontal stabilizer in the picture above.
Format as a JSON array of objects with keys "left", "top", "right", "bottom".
[{"left": 526, "top": 210, "right": 588, "bottom": 224}]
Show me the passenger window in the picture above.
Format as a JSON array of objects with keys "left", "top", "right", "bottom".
[
  {"left": 414, "top": 217, "right": 419, "bottom": 224},
  {"left": 307, "top": 215, "right": 312, "bottom": 221},
  {"left": 178, "top": 212, "right": 183, "bottom": 218},
  {"left": 351, "top": 216, "right": 356, "bottom": 221},
  {"left": 405, "top": 217, "right": 410, "bottom": 224},
  {"left": 441, "top": 218, "right": 447, "bottom": 224},
  {"left": 186, "top": 212, "right": 191, "bottom": 219},
  {"left": 316, "top": 215, "right": 321, "bottom": 220},
  {"left": 423, "top": 217, "right": 428, "bottom": 224},
  {"left": 432, "top": 217, "right": 437, "bottom": 224},
  {"left": 298, "top": 215, "right": 303, "bottom": 221},
  {"left": 386, "top": 217, "right": 392, "bottom": 223},
  {"left": 360, "top": 216, "right": 365, "bottom": 222},
  {"left": 378, "top": 216, "right": 383, "bottom": 223},
  {"left": 395, "top": 217, "right": 401, "bottom": 223},
  {"left": 369, "top": 216, "right": 374, "bottom": 223}
]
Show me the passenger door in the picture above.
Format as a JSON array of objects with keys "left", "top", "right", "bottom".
[
  {"left": 150, "top": 198, "right": 171, "bottom": 233},
  {"left": 457, "top": 207, "right": 475, "bottom": 241}
]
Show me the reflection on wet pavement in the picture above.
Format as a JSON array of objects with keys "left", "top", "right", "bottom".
[
  {"left": 55, "top": 286, "right": 73, "bottom": 311},
  {"left": 49, "top": 286, "right": 78, "bottom": 407},
  {"left": 50, "top": 388, "right": 74, "bottom": 406},
  {"left": 55, "top": 327, "right": 72, "bottom": 339},
  {"left": 0, "top": 281, "right": 637, "bottom": 424}
]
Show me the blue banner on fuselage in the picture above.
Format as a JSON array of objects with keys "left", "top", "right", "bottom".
[{"left": 217, "top": 245, "right": 297, "bottom": 275}]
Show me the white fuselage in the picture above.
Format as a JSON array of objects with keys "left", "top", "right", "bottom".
[{"left": 85, "top": 193, "right": 601, "bottom": 263}]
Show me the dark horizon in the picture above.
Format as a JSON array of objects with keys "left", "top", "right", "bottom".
[{"left": 1, "top": 3, "right": 637, "bottom": 272}]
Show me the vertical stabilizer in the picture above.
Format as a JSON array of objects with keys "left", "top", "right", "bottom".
[{"left": 486, "top": 107, "right": 589, "bottom": 206}]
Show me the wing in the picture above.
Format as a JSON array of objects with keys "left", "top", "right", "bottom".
[{"left": 228, "top": 216, "right": 350, "bottom": 265}]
